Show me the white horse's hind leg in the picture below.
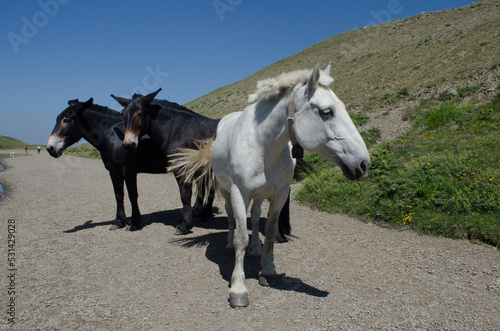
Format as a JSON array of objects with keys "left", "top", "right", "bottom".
[
  {"left": 228, "top": 185, "right": 250, "bottom": 307},
  {"left": 248, "top": 199, "right": 263, "bottom": 256},
  {"left": 259, "top": 190, "right": 289, "bottom": 284}
]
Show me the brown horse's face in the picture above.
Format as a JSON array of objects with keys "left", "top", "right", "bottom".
[
  {"left": 46, "top": 98, "right": 93, "bottom": 158},
  {"left": 111, "top": 89, "right": 161, "bottom": 151},
  {"left": 121, "top": 102, "right": 145, "bottom": 151}
]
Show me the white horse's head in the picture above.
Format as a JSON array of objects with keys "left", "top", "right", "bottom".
[{"left": 293, "top": 64, "right": 370, "bottom": 180}]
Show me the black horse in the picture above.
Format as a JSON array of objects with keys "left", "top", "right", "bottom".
[
  {"left": 46, "top": 98, "right": 213, "bottom": 231},
  {"left": 111, "top": 89, "right": 295, "bottom": 241}
]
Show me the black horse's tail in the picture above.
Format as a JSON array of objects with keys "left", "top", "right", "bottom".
[
  {"left": 276, "top": 157, "right": 315, "bottom": 242},
  {"left": 168, "top": 138, "right": 216, "bottom": 205},
  {"left": 294, "top": 157, "right": 316, "bottom": 180}
]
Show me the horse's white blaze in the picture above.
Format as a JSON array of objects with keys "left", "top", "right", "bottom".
[
  {"left": 123, "top": 131, "right": 139, "bottom": 148},
  {"left": 47, "top": 134, "right": 65, "bottom": 154}
]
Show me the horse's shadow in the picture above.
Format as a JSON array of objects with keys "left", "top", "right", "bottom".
[
  {"left": 171, "top": 216, "right": 329, "bottom": 299},
  {"left": 63, "top": 207, "right": 223, "bottom": 233},
  {"left": 65, "top": 213, "right": 329, "bottom": 298},
  {"left": 63, "top": 209, "right": 181, "bottom": 233}
]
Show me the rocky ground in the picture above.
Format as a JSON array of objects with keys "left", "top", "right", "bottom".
[{"left": 0, "top": 150, "right": 498, "bottom": 330}]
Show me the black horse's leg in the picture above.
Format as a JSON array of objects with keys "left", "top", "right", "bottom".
[
  {"left": 174, "top": 174, "right": 194, "bottom": 235},
  {"left": 192, "top": 182, "right": 215, "bottom": 221},
  {"left": 276, "top": 189, "right": 291, "bottom": 243},
  {"left": 124, "top": 171, "right": 142, "bottom": 231},
  {"left": 109, "top": 172, "right": 127, "bottom": 230}
]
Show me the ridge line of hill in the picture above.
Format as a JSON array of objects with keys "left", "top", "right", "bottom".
[{"left": 185, "top": 0, "right": 499, "bottom": 121}]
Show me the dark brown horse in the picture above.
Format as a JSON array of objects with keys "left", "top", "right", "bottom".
[{"left": 47, "top": 98, "right": 214, "bottom": 231}]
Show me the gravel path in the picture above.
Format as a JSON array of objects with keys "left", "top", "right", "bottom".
[{"left": 0, "top": 150, "right": 498, "bottom": 330}]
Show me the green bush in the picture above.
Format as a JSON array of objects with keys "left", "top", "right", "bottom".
[
  {"left": 438, "top": 91, "right": 457, "bottom": 102},
  {"left": 457, "top": 83, "right": 480, "bottom": 98},
  {"left": 397, "top": 87, "right": 409, "bottom": 97},
  {"left": 424, "top": 103, "right": 467, "bottom": 128},
  {"left": 351, "top": 113, "right": 370, "bottom": 126}
]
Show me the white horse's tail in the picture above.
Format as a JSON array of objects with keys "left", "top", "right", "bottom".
[{"left": 168, "top": 138, "right": 216, "bottom": 205}]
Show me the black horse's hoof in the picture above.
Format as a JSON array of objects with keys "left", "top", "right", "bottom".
[
  {"left": 127, "top": 224, "right": 142, "bottom": 231},
  {"left": 174, "top": 225, "right": 193, "bottom": 235},
  {"left": 258, "top": 273, "right": 282, "bottom": 287},
  {"left": 109, "top": 224, "right": 124, "bottom": 231},
  {"left": 275, "top": 231, "right": 288, "bottom": 243},
  {"left": 229, "top": 294, "right": 249, "bottom": 308}
]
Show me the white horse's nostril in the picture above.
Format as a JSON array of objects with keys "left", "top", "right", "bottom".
[{"left": 360, "top": 160, "right": 368, "bottom": 173}]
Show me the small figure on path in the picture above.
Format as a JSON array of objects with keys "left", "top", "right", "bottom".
[
  {"left": 25, "top": 145, "right": 28, "bottom": 155},
  {"left": 38, "top": 146, "right": 41, "bottom": 154}
]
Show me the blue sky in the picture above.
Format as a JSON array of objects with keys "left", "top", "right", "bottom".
[{"left": 1, "top": 0, "right": 475, "bottom": 145}]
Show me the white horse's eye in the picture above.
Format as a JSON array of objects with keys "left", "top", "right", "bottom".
[{"left": 320, "top": 108, "right": 334, "bottom": 119}]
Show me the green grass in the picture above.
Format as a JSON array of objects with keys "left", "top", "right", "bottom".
[
  {"left": 64, "top": 143, "right": 101, "bottom": 159},
  {"left": 296, "top": 93, "right": 500, "bottom": 248}
]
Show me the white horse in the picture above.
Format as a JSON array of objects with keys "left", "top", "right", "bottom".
[{"left": 171, "top": 63, "right": 370, "bottom": 307}]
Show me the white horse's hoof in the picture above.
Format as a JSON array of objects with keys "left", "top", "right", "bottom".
[{"left": 229, "top": 294, "right": 249, "bottom": 308}]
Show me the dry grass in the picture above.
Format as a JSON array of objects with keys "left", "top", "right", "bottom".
[{"left": 186, "top": 0, "right": 500, "bottom": 118}]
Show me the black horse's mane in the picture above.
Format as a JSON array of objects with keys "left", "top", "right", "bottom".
[
  {"left": 130, "top": 92, "right": 198, "bottom": 116},
  {"left": 67, "top": 99, "right": 122, "bottom": 119},
  {"left": 152, "top": 99, "right": 194, "bottom": 114},
  {"left": 131, "top": 96, "right": 196, "bottom": 117},
  {"left": 89, "top": 104, "right": 122, "bottom": 118}
]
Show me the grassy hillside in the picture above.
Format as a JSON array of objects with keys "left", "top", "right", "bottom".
[
  {"left": 64, "top": 143, "right": 101, "bottom": 159},
  {"left": 186, "top": 0, "right": 499, "bottom": 118},
  {"left": 0, "top": 136, "right": 39, "bottom": 150},
  {"left": 297, "top": 93, "right": 500, "bottom": 247}
]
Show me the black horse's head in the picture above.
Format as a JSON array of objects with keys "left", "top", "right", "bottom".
[
  {"left": 111, "top": 88, "right": 162, "bottom": 151},
  {"left": 46, "top": 98, "right": 94, "bottom": 158}
]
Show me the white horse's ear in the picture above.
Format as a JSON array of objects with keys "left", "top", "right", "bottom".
[
  {"left": 306, "top": 63, "right": 321, "bottom": 97},
  {"left": 324, "top": 62, "right": 331, "bottom": 75}
]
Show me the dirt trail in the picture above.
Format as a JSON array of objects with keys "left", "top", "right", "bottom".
[{"left": 0, "top": 151, "right": 498, "bottom": 330}]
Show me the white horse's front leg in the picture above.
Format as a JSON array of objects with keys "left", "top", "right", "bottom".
[
  {"left": 248, "top": 199, "right": 263, "bottom": 256},
  {"left": 260, "top": 190, "right": 289, "bottom": 285},
  {"left": 224, "top": 190, "right": 235, "bottom": 250},
  {"left": 229, "top": 185, "right": 250, "bottom": 307}
]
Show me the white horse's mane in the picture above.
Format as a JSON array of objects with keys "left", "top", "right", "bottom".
[{"left": 248, "top": 65, "right": 334, "bottom": 104}]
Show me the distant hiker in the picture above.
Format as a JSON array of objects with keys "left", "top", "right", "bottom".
[
  {"left": 38, "top": 146, "right": 41, "bottom": 154},
  {"left": 25, "top": 145, "right": 28, "bottom": 154}
]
